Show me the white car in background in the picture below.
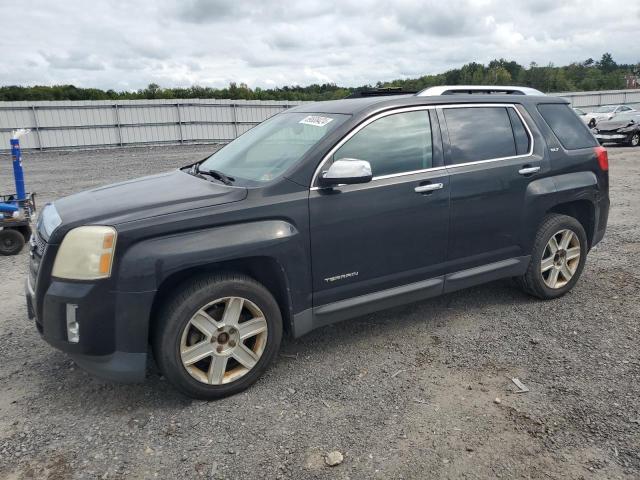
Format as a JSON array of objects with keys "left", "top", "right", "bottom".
[{"left": 583, "top": 105, "right": 636, "bottom": 128}]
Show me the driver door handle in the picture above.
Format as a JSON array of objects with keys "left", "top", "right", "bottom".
[
  {"left": 415, "top": 183, "right": 444, "bottom": 193},
  {"left": 518, "top": 166, "right": 540, "bottom": 176}
]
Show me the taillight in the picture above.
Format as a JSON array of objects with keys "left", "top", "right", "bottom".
[{"left": 594, "top": 145, "right": 608, "bottom": 171}]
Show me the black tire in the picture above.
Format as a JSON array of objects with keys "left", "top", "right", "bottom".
[
  {"left": 629, "top": 132, "right": 640, "bottom": 147},
  {"left": 152, "top": 273, "right": 282, "bottom": 400},
  {"left": 588, "top": 118, "right": 596, "bottom": 128},
  {"left": 0, "top": 228, "right": 25, "bottom": 256},
  {"left": 16, "top": 225, "right": 32, "bottom": 242},
  {"left": 517, "top": 214, "right": 588, "bottom": 300}
]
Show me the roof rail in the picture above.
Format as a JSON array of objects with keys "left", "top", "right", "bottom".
[
  {"left": 346, "top": 87, "right": 417, "bottom": 98},
  {"left": 416, "top": 85, "right": 544, "bottom": 96}
]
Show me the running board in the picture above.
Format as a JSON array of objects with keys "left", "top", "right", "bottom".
[{"left": 292, "top": 255, "right": 531, "bottom": 338}]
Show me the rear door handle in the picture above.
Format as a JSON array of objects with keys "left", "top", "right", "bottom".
[
  {"left": 518, "top": 166, "right": 540, "bottom": 176},
  {"left": 414, "top": 183, "right": 444, "bottom": 193}
]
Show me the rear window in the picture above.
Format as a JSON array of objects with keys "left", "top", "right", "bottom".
[
  {"left": 537, "top": 104, "right": 597, "bottom": 150},
  {"left": 443, "top": 107, "right": 518, "bottom": 164}
]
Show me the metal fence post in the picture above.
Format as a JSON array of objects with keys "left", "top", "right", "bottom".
[
  {"left": 176, "top": 103, "right": 183, "bottom": 144},
  {"left": 114, "top": 103, "right": 123, "bottom": 146},
  {"left": 231, "top": 104, "right": 239, "bottom": 139},
  {"left": 31, "top": 106, "right": 43, "bottom": 150}
]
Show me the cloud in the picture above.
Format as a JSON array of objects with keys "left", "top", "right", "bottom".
[
  {"left": 42, "top": 51, "right": 106, "bottom": 71},
  {"left": 175, "top": 0, "right": 240, "bottom": 23},
  {"left": 1, "top": 0, "right": 638, "bottom": 90}
]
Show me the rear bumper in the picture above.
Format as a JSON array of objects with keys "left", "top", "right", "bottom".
[
  {"left": 592, "top": 193, "right": 609, "bottom": 248},
  {"left": 26, "top": 275, "right": 155, "bottom": 383}
]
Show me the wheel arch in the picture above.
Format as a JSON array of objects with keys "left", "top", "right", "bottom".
[
  {"left": 149, "top": 256, "right": 294, "bottom": 340},
  {"left": 547, "top": 200, "right": 596, "bottom": 248},
  {"left": 523, "top": 172, "right": 599, "bottom": 253}
]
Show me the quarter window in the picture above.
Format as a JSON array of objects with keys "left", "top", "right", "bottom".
[
  {"left": 537, "top": 103, "right": 598, "bottom": 150},
  {"left": 332, "top": 110, "right": 433, "bottom": 177},
  {"left": 443, "top": 107, "right": 520, "bottom": 164}
]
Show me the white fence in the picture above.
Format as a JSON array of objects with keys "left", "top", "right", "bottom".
[
  {"left": 1, "top": 89, "right": 639, "bottom": 152},
  {"left": 0, "top": 99, "right": 307, "bottom": 151},
  {"left": 550, "top": 88, "right": 640, "bottom": 109}
]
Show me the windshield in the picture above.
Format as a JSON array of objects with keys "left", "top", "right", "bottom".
[
  {"left": 592, "top": 106, "right": 616, "bottom": 113},
  {"left": 199, "top": 112, "right": 349, "bottom": 184}
]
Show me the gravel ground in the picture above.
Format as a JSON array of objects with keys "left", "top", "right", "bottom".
[{"left": 0, "top": 144, "right": 639, "bottom": 480}]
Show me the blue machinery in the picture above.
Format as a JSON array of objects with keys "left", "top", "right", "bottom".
[{"left": 1, "top": 130, "right": 36, "bottom": 255}]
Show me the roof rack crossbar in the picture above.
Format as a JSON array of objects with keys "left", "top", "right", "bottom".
[{"left": 346, "top": 87, "right": 417, "bottom": 98}]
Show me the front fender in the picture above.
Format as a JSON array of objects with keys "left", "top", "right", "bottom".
[
  {"left": 107, "top": 220, "right": 307, "bottom": 358},
  {"left": 116, "top": 220, "right": 305, "bottom": 296}
]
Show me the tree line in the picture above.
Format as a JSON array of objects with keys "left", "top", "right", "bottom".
[{"left": 1, "top": 53, "right": 637, "bottom": 102}]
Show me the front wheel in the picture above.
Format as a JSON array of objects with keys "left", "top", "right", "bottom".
[
  {"left": 588, "top": 118, "right": 597, "bottom": 128},
  {"left": 152, "top": 273, "right": 283, "bottom": 399},
  {"left": 517, "top": 214, "right": 588, "bottom": 299},
  {"left": 629, "top": 132, "right": 640, "bottom": 147}
]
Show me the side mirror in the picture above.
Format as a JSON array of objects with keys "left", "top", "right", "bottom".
[{"left": 318, "top": 158, "right": 372, "bottom": 188}]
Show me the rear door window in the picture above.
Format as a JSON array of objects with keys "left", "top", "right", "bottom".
[
  {"left": 443, "top": 107, "right": 518, "bottom": 164},
  {"left": 507, "top": 108, "right": 531, "bottom": 155},
  {"left": 537, "top": 103, "right": 597, "bottom": 150}
]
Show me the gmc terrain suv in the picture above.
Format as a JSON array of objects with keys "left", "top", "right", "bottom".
[{"left": 26, "top": 94, "right": 609, "bottom": 399}]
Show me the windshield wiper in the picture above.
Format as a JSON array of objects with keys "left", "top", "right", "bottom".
[{"left": 196, "top": 166, "right": 235, "bottom": 185}]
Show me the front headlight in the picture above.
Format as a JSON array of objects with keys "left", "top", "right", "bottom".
[{"left": 52, "top": 226, "right": 117, "bottom": 280}]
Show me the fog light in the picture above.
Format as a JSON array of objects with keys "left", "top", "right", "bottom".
[{"left": 66, "top": 304, "right": 79, "bottom": 343}]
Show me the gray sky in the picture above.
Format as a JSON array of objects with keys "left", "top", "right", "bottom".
[{"left": 3, "top": 0, "right": 639, "bottom": 90}]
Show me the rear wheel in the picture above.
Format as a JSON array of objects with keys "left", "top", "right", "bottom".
[
  {"left": 629, "top": 132, "right": 640, "bottom": 147},
  {"left": 517, "top": 214, "right": 588, "bottom": 299},
  {"left": 0, "top": 228, "right": 25, "bottom": 256},
  {"left": 152, "top": 273, "right": 282, "bottom": 399}
]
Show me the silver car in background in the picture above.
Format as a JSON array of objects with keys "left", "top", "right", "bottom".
[{"left": 583, "top": 105, "right": 636, "bottom": 128}]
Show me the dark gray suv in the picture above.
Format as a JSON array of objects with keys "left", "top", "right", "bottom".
[{"left": 26, "top": 94, "right": 609, "bottom": 399}]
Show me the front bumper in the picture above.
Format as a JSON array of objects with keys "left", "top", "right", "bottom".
[
  {"left": 26, "top": 274, "right": 155, "bottom": 383},
  {"left": 594, "top": 133, "right": 626, "bottom": 142}
]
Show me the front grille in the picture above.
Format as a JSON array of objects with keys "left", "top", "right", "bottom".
[
  {"left": 28, "top": 232, "right": 47, "bottom": 295},
  {"left": 31, "top": 232, "right": 46, "bottom": 256},
  {"left": 28, "top": 255, "right": 40, "bottom": 290}
]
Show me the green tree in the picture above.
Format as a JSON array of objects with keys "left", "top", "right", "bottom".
[
  {"left": 597, "top": 53, "right": 617, "bottom": 74},
  {"left": 1, "top": 54, "right": 638, "bottom": 101}
]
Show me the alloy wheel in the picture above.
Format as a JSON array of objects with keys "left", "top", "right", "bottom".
[
  {"left": 631, "top": 133, "right": 640, "bottom": 147},
  {"left": 540, "top": 229, "right": 581, "bottom": 289},
  {"left": 180, "top": 297, "right": 268, "bottom": 385}
]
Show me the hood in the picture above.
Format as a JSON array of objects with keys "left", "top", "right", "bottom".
[
  {"left": 596, "top": 117, "right": 639, "bottom": 131},
  {"left": 54, "top": 169, "right": 247, "bottom": 228}
]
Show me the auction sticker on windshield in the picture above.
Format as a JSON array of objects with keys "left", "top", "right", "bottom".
[{"left": 299, "top": 115, "right": 334, "bottom": 127}]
